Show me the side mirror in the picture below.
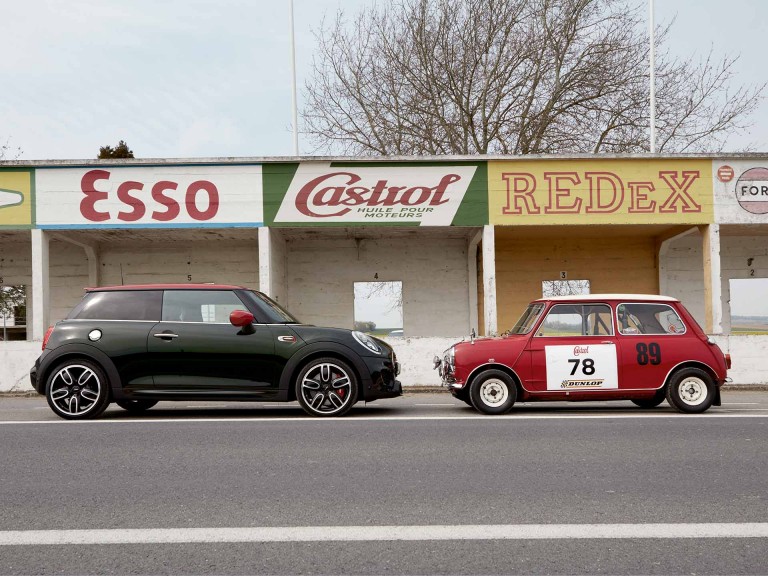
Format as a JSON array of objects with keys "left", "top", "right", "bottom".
[{"left": 230, "top": 310, "right": 255, "bottom": 328}]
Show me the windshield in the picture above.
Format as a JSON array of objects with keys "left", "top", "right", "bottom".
[
  {"left": 246, "top": 291, "right": 300, "bottom": 323},
  {"left": 508, "top": 303, "right": 545, "bottom": 335}
]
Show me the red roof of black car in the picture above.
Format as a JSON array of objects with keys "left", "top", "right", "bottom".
[{"left": 86, "top": 284, "right": 249, "bottom": 292}]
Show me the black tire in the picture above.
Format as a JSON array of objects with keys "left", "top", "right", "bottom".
[
  {"left": 469, "top": 369, "right": 517, "bottom": 415},
  {"left": 115, "top": 399, "right": 158, "bottom": 413},
  {"left": 631, "top": 391, "right": 666, "bottom": 409},
  {"left": 295, "top": 357, "right": 358, "bottom": 417},
  {"left": 451, "top": 390, "right": 473, "bottom": 406},
  {"left": 665, "top": 368, "right": 716, "bottom": 414},
  {"left": 45, "top": 359, "right": 111, "bottom": 420}
]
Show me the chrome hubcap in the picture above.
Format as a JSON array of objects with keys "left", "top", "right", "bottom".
[
  {"left": 479, "top": 378, "right": 508, "bottom": 407},
  {"left": 49, "top": 365, "right": 101, "bottom": 416},
  {"left": 678, "top": 377, "right": 706, "bottom": 406},
  {"left": 301, "top": 363, "right": 353, "bottom": 414}
]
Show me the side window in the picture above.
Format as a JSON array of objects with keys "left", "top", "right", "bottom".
[
  {"left": 162, "top": 290, "right": 246, "bottom": 323},
  {"left": 539, "top": 305, "right": 582, "bottom": 337},
  {"left": 617, "top": 303, "right": 686, "bottom": 335},
  {"left": 538, "top": 304, "right": 612, "bottom": 337},
  {"left": 68, "top": 291, "right": 162, "bottom": 321}
]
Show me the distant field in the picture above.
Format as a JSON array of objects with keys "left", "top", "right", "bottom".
[{"left": 732, "top": 316, "right": 768, "bottom": 334}]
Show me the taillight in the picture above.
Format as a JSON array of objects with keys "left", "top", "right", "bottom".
[
  {"left": 725, "top": 353, "right": 732, "bottom": 370},
  {"left": 42, "top": 326, "right": 54, "bottom": 350}
]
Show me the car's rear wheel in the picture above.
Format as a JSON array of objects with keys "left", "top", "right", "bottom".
[
  {"left": 665, "top": 368, "right": 716, "bottom": 414},
  {"left": 296, "top": 357, "right": 358, "bottom": 417},
  {"left": 631, "top": 391, "right": 666, "bottom": 409},
  {"left": 115, "top": 399, "right": 158, "bottom": 413},
  {"left": 469, "top": 370, "right": 516, "bottom": 415},
  {"left": 45, "top": 359, "right": 111, "bottom": 420}
]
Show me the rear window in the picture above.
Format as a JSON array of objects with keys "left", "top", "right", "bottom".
[
  {"left": 617, "top": 303, "right": 686, "bottom": 335},
  {"left": 67, "top": 291, "right": 162, "bottom": 321}
]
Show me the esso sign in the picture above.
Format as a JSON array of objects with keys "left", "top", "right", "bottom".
[{"left": 80, "top": 169, "right": 219, "bottom": 222}]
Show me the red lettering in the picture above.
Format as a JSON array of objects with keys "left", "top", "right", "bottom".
[
  {"left": 429, "top": 174, "right": 460, "bottom": 206},
  {"left": 185, "top": 180, "right": 219, "bottom": 220},
  {"left": 658, "top": 171, "right": 701, "bottom": 213},
  {"left": 79, "top": 170, "right": 111, "bottom": 222},
  {"left": 544, "top": 172, "right": 581, "bottom": 213},
  {"left": 628, "top": 181, "right": 656, "bottom": 213},
  {"left": 150, "top": 181, "right": 180, "bottom": 221},
  {"left": 585, "top": 172, "right": 624, "bottom": 213},
  {"left": 116, "top": 181, "right": 145, "bottom": 222},
  {"left": 296, "top": 172, "right": 357, "bottom": 217},
  {"left": 501, "top": 173, "right": 539, "bottom": 215}
]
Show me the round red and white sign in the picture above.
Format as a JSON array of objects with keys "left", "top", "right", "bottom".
[
  {"left": 734, "top": 167, "right": 768, "bottom": 214},
  {"left": 717, "top": 165, "right": 734, "bottom": 183}
]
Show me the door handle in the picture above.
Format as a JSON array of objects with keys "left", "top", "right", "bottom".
[
  {"left": 601, "top": 341, "right": 614, "bottom": 344},
  {"left": 153, "top": 333, "right": 179, "bottom": 339}
]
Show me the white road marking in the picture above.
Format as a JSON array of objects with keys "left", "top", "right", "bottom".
[
  {"left": 1, "top": 523, "right": 767, "bottom": 545},
  {"left": 2, "top": 413, "right": 768, "bottom": 425},
  {"left": 414, "top": 403, "right": 456, "bottom": 406}
]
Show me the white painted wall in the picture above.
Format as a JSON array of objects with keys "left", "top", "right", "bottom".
[
  {"left": 284, "top": 236, "right": 470, "bottom": 338},
  {"left": 98, "top": 240, "right": 259, "bottom": 289},
  {"left": 0, "top": 341, "right": 40, "bottom": 392},
  {"left": 379, "top": 336, "right": 458, "bottom": 386}
]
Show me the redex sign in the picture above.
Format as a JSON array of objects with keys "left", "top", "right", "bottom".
[
  {"left": 489, "top": 159, "right": 714, "bottom": 225},
  {"left": 35, "top": 165, "right": 263, "bottom": 229},
  {"left": 264, "top": 162, "right": 487, "bottom": 226}
]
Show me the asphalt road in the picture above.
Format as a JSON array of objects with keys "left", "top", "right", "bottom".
[{"left": 1, "top": 390, "right": 767, "bottom": 575}]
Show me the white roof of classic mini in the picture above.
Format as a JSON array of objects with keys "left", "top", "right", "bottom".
[{"left": 534, "top": 294, "right": 678, "bottom": 303}]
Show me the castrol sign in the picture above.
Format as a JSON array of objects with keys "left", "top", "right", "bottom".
[{"left": 268, "top": 163, "right": 483, "bottom": 226}]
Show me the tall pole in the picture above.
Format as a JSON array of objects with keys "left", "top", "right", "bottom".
[
  {"left": 649, "top": 0, "right": 656, "bottom": 153},
  {"left": 289, "top": 0, "right": 300, "bottom": 156}
]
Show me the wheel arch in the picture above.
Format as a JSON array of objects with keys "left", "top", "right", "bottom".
[
  {"left": 466, "top": 363, "right": 523, "bottom": 395},
  {"left": 280, "top": 342, "right": 368, "bottom": 402},
  {"left": 37, "top": 344, "right": 120, "bottom": 399},
  {"left": 664, "top": 361, "right": 722, "bottom": 406}
]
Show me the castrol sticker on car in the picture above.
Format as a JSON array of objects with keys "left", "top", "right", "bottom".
[{"left": 545, "top": 344, "right": 618, "bottom": 390}]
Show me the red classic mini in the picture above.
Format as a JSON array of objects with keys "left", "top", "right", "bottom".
[{"left": 435, "top": 295, "right": 731, "bottom": 414}]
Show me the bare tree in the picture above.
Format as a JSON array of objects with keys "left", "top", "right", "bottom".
[
  {"left": 0, "top": 138, "right": 22, "bottom": 160},
  {"left": 303, "top": 0, "right": 764, "bottom": 155}
]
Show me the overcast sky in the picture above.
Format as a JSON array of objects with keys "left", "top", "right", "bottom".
[{"left": 2, "top": 0, "right": 767, "bottom": 161}]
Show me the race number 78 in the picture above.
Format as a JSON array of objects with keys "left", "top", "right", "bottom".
[{"left": 568, "top": 358, "right": 595, "bottom": 375}]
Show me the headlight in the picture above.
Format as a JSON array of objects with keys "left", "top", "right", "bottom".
[
  {"left": 352, "top": 331, "right": 381, "bottom": 354},
  {"left": 444, "top": 346, "right": 455, "bottom": 369}
]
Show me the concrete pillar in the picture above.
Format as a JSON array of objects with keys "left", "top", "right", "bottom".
[
  {"left": 31, "top": 229, "right": 50, "bottom": 340},
  {"left": 482, "top": 224, "right": 497, "bottom": 336},
  {"left": 258, "top": 227, "right": 272, "bottom": 297},
  {"left": 701, "top": 224, "right": 723, "bottom": 334},
  {"left": 467, "top": 229, "right": 482, "bottom": 335}
]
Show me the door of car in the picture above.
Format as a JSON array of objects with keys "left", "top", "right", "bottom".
[
  {"left": 614, "top": 301, "right": 689, "bottom": 391},
  {"left": 527, "top": 303, "right": 621, "bottom": 393},
  {"left": 146, "top": 289, "right": 277, "bottom": 395}
]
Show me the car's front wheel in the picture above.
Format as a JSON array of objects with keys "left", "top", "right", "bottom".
[
  {"left": 296, "top": 357, "right": 358, "bottom": 417},
  {"left": 469, "top": 369, "right": 517, "bottom": 415},
  {"left": 45, "top": 359, "right": 111, "bottom": 420},
  {"left": 665, "top": 368, "right": 716, "bottom": 414},
  {"left": 115, "top": 399, "right": 158, "bottom": 413}
]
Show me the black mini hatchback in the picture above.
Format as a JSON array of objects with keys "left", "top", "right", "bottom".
[{"left": 30, "top": 284, "right": 402, "bottom": 419}]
